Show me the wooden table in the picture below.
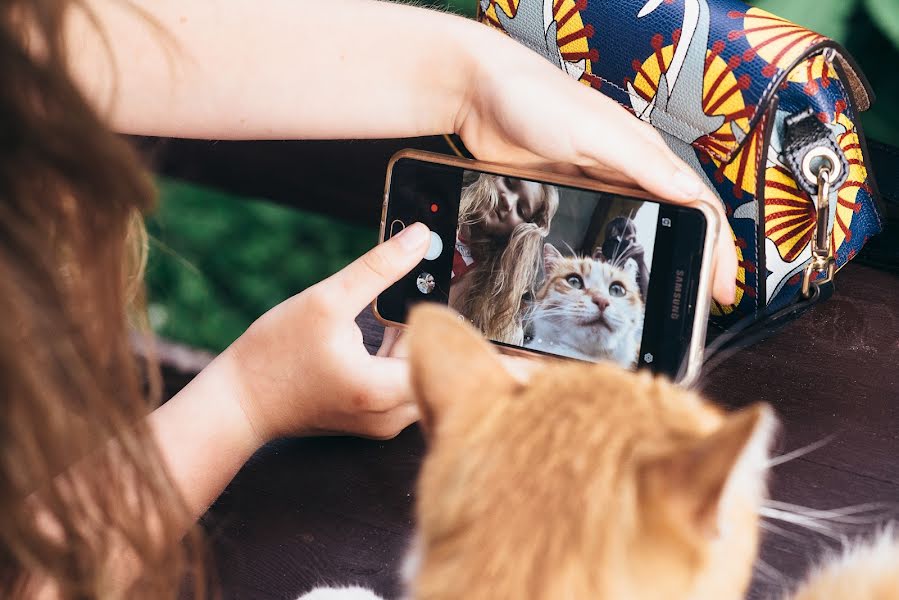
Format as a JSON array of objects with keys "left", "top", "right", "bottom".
[{"left": 171, "top": 263, "right": 898, "bottom": 600}]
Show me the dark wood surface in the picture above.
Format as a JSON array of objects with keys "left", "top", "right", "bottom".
[{"left": 175, "top": 263, "right": 898, "bottom": 600}]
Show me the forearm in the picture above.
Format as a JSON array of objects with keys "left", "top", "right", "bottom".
[
  {"left": 147, "top": 351, "right": 262, "bottom": 520},
  {"left": 68, "top": 0, "right": 484, "bottom": 139}
]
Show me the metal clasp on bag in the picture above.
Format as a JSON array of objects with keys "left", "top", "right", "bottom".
[{"left": 800, "top": 147, "right": 841, "bottom": 298}]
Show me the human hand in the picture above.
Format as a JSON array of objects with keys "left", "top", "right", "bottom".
[
  {"left": 223, "top": 223, "right": 431, "bottom": 443},
  {"left": 454, "top": 26, "right": 737, "bottom": 305},
  {"left": 376, "top": 327, "right": 405, "bottom": 359}
]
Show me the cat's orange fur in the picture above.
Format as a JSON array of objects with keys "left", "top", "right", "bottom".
[
  {"left": 407, "top": 304, "right": 775, "bottom": 600},
  {"left": 299, "top": 307, "right": 898, "bottom": 600}
]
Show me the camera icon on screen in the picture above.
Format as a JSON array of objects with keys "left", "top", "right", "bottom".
[{"left": 661, "top": 218, "right": 672, "bottom": 228}]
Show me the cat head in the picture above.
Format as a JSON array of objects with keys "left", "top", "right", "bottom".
[
  {"left": 406, "top": 305, "right": 775, "bottom": 600},
  {"left": 529, "top": 244, "right": 643, "bottom": 351}
]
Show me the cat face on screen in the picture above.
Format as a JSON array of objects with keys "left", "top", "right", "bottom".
[
  {"left": 524, "top": 243, "right": 644, "bottom": 367},
  {"left": 405, "top": 305, "right": 775, "bottom": 600}
]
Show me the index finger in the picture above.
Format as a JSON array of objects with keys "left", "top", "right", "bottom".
[{"left": 323, "top": 222, "right": 431, "bottom": 316}]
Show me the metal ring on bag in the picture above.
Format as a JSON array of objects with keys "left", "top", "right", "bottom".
[{"left": 801, "top": 147, "right": 842, "bottom": 186}]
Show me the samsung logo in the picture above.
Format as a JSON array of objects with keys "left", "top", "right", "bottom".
[{"left": 670, "top": 270, "right": 685, "bottom": 320}]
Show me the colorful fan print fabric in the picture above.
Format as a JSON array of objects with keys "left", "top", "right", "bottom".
[{"left": 478, "top": 0, "right": 883, "bottom": 324}]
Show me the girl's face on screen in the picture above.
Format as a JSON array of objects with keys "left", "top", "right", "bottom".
[{"left": 482, "top": 176, "right": 544, "bottom": 239}]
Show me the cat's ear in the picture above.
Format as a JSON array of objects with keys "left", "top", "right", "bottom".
[
  {"left": 407, "top": 304, "right": 518, "bottom": 436},
  {"left": 543, "top": 243, "right": 563, "bottom": 271},
  {"left": 642, "top": 403, "right": 775, "bottom": 540},
  {"left": 592, "top": 247, "right": 605, "bottom": 261}
]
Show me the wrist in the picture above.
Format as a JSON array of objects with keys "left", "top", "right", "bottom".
[
  {"left": 445, "top": 17, "right": 530, "bottom": 135},
  {"left": 434, "top": 13, "right": 498, "bottom": 135},
  {"left": 193, "top": 350, "right": 270, "bottom": 453},
  {"left": 147, "top": 349, "right": 267, "bottom": 516},
  {"left": 216, "top": 344, "right": 276, "bottom": 450}
]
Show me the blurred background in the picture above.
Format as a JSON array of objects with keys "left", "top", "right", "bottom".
[{"left": 145, "top": 0, "right": 899, "bottom": 354}]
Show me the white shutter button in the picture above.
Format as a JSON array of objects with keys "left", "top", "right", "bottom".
[{"left": 424, "top": 231, "right": 443, "bottom": 261}]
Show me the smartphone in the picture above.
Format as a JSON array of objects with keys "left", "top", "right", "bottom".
[{"left": 374, "top": 150, "right": 718, "bottom": 384}]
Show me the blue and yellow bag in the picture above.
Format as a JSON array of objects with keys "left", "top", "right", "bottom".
[{"left": 477, "top": 0, "right": 885, "bottom": 329}]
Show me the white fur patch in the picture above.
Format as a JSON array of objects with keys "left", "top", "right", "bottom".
[
  {"left": 788, "top": 526, "right": 899, "bottom": 600},
  {"left": 297, "top": 586, "right": 385, "bottom": 600},
  {"left": 400, "top": 534, "right": 423, "bottom": 589}
]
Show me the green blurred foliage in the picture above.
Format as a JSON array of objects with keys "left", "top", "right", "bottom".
[
  {"left": 753, "top": 0, "right": 857, "bottom": 41},
  {"left": 445, "top": 0, "right": 479, "bottom": 17},
  {"left": 145, "top": 179, "right": 375, "bottom": 352},
  {"left": 751, "top": 0, "right": 899, "bottom": 145}
]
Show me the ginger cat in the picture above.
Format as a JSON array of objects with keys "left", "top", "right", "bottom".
[
  {"left": 300, "top": 306, "right": 898, "bottom": 600},
  {"left": 525, "top": 243, "right": 644, "bottom": 367}
]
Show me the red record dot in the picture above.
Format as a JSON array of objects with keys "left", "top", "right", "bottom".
[{"left": 430, "top": 203, "right": 439, "bottom": 213}]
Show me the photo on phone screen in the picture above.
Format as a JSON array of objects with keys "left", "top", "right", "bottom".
[
  {"left": 377, "top": 153, "right": 712, "bottom": 380},
  {"left": 449, "top": 171, "right": 657, "bottom": 369}
]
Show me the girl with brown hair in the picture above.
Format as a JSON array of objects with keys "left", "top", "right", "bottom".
[{"left": 0, "top": 0, "right": 736, "bottom": 597}]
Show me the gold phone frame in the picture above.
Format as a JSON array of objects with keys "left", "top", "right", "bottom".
[{"left": 372, "top": 149, "right": 720, "bottom": 386}]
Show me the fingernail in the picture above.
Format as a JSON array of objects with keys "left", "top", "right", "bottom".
[
  {"left": 672, "top": 169, "right": 704, "bottom": 200},
  {"left": 394, "top": 222, "right": 430, "bottom": 252}
]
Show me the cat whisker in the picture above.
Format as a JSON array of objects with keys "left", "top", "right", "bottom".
[
  {"left": 758, "top": 501, "right": 896, "bottom": 542},
  {"left": 763, "top": 500, "right": 897, "bottom": 525},
  {"left": 528, "top": 305, "right": 585, "bottom": 314},
  {"left": 759, "top": 507, "right": 845, "bottom": 540},
  {"left": 752, "top": 557, "right": 789, "bottom": 586},
  {"left": 766, "top": 436, "right": 835, "bottom": 467},
  {"left": 523, "top": 307, "right": 592, "bottom": 321},
  {"left": 763, "top": 500, "right": 895, "bottom": 518},
  {"left": 759, "top": 520, "right": 814, "bottom": 545},
  {"left": 522, "top": 310, "right": 558, "bottom": 322}
]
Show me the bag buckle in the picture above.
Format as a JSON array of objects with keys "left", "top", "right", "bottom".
[{"left": 800, "top": 148, "right": 840, "bottom": 298}]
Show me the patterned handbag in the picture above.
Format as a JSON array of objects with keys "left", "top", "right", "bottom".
[{"left": 476, "top": 0, "right": 885, "bottom": 333}]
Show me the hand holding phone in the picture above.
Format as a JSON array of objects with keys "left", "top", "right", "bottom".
[{"left": 375, "top": 151, "right": 719, "bottom": 385}]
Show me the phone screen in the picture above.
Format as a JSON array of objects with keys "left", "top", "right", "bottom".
[{"left": 377, "top": 155, "right": 709, "bottom": 378}]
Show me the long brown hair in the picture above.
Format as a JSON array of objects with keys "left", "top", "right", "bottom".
[
  {"left": 0, "top": 1, "right": 204, "bottom": 597},
  {"left": 456, "top": 174, "right": 558, "bottom": 344}
]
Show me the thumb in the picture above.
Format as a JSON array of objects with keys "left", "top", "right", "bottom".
[{"left": 323, "top": 222, "right": 431, "bottom": 316}]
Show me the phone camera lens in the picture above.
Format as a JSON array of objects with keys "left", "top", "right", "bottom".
[{"left": 416, "top": 272, "right": 436, "bottom": 295}]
